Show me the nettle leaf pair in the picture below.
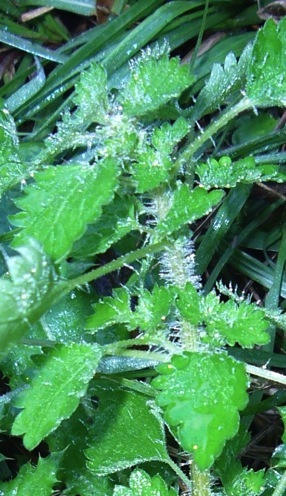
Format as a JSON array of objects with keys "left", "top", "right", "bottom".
[
  {"left": 87, "top": 282, "right": 269, "bottom": 349},
  {"left": 86, "top": 281, "right": 269, "bottom": 470}
]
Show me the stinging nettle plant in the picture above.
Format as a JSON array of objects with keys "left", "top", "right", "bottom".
[{"left": 0, "top": 16, "right": 286, "bottom": 496}]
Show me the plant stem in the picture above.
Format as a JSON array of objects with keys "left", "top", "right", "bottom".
[
  {"left": 181, "top": 320, "right": 199, "bottom": 352},
  {"left": 167, "top": 457, "right": 193, "bottom": 492},
  {"left": 68, "top": 238, "right": 171, "bottom": 290},
  {"left": 103, "top": 347, "right": 168, "bottom": 363},
  {"left": 160, "top": 237, "right": 213, "bottom": 494},
  {"left": 191, "top": 463, "right": 212, "bottom": 496},
  {"left": 177, "top": 96, "right": 251, "bottom": 167},
  {"left": 272, "top": 470, "right": 286, "bottom": 496}
]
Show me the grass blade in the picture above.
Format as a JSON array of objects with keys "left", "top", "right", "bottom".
[{"left": 0, "top": 28, "right": 66, "bottom": 63}]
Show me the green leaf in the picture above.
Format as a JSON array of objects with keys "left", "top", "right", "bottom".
[
  {"left": 12, "top": 343, "right": 102, "bottom": 450},
  {"left": 130, "top": 285, "right": 172, "bottom": 333},
  {"left": 85, "top": 288, "right": 132, "bottom": 331},
  {"left": 0, "top": 388, "right": 21, "bottom": 433},
  {"left": 246, "top": 17, "right": 286, "bottom": 107},
  {"left": 215, "top": 427, "right": 266, "bottom": 496},
  {"left": 175, "top": 284, "right": 270, "bottom": 348},
  {"left": 120, "top": 51, "right": 195, "bottom": 117},
  {"left": 38, "top": 64, "right": 108, "bottom": 162},
  {"left": 132, "top": 119, "right": 189, "bottom": 193},
  {"left": 113, "top": 468, "right": 177, "bottom": 496},
  {"left": 0, "top": 109, "right": 28, "bottom": 195},
  {"left": 10, "top": 158, "right": 119, "bottom": 262},
  {"left": 279, "top": 406, "right": 286, "bottom": 443},
  {"left": 175, "top": 282, "right": 202, "bottom": 326},
  {"left": 152, "top": 352, "right": 248, "bottom": 470},
  {"left": 85, "top": 379, "right": 170, "bottom": 475},
  {"left": 73, "top": 63, "right": 108, "bottom": 125},
  {"left": 47, "top": 402, "right": 115, "bottom": 495},
  {"left": 256, "top": 163, "right": 286, "bottom": 183},
  {"left": 197, "top": 156, "right": 260, "bottom": 189},
  {"left": 86, "top": 285, "right": 172, "bottom": 334},
  {"left": 222, "top": 468, "right": 266, "bottom": 496},
  {"left": 71, "top": 195, "right": 139, "bottom": 258},
  {"left": 66, "top": 470, "right": 114, "bottom": 496},
  {"left": 201, "top": 292, "right": 270, "bottom": 348},
  {"left": 0, "top": 239, "right": 56, "bottom": 354},
  {"left": 197, "top": 156, "right": 286, "bottom": 189},
  {"left": 272, "top": 443, "right": 286, "bottom": 469},
  {"left": 43, "top": 289, "right": 94, "bottom": 343},
  {"left": 152, "top": 118, "right": 189, "bottom": 155},
  {"left": 0, "top": 454, "right": 59, "bottom": 495},
  {"left": 0, "top": 343, "right": 42, "bottom": 389},
  {"left": 39, "top": 64, "right": 110, "bottom": 162},
  {"left": 155, "top": 185, "right": 224, "bottom": 237},
  {"left": 190, "top": 45, "right": 252, "bottom": 121},
  {"left": 132, "top": 146, "right": 173, "bottom": 193}
]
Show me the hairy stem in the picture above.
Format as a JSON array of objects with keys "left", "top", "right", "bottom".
[
  {"left": 177, "top": 96, "right": 251, "bottom": 168},
  {"left": 167, "top": 457, "right": 193, "bottom": 492},
  {"left": 181, "top": 320, "right": 199, "bottom": 353},
  {"left": 191, "top": 464, "right": 212, "bottom": 496},
  {"left": 68, "top": 238, "right": 171, "bottom": 290}
]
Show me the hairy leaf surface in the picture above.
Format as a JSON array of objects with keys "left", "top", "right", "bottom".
[
  {"left": 155, "top": 185, "right": 224, "bottom": 237},
  {"left": 40, "top": 64, "right": 109, "bottom": 162},
  {"left": 47, "top": 404, "right": 114, "bottom": 496},
  {"left": 0, "top": 109, "right": 28, "bottom": 195},
  {"left": 246, "top": 17, "right": 286, "bottom": 107},
  {"left": 0, "top": 454, "right": 59, "bottom": 495},
  {"left": 0, "top": 343, "right": 43, "bottom": 389},
  {"left": 85, "top": 288, "right": 132, "bottom": 331},
  {"left": 65, "top": 470, "right": 114, "bottom": 496},
  {"left": 10, "top": 158, "right": 119, "bottom": 262},
  {"left": 73, "top": 63, "right": 108, "bottom": 125},
  {"left": 152, "top": 118, "right": 189, "bottom": 154},
  {"left": 190, "top": 46, "right": 252, "bottom": 121},
  {"left": 197, "top": 156, "right": 286, "bottom": 189},
  {"left": 132, "top": 117, "right": 189, "bottom": 193},
  {"left": 175, "top": 283, "right": 201, "bottom": 326},
  {"left": 86, "top": 285, "right": 172, "bottom": 334},
  {"left": 12, "top": 343, "right": 102, "bottom": 449},
  {"left": 0, "top": 240, "right": 57, "bottom": 354},
  {"left": 152, "top": 352, "right": 248, "bottom": 470},
  {"left": 215, "top": 427, "right": 265, "bottom": 496},
  {"left": 120, "top": 52, "right": 194, "bottom": 117},
  {"left": 71, "top": 195, "right": 139, "bottom": 258},
  {"left": 175, "top": 283, "right": 270, "bottom": 348},
  {"left": 130, "top": 285, "right": 172, "bottom": 333},
  {"left": 43, "top": 289, "right": 94, "bottom": 343},
  {"left": 85, "top": 380, "right": 169, "bottom": 475},
  {"left": 133, "top": 146, "right": 173, "bottom": 193},
  {"left": 113, "top": 468, "right": 177, "bottom": 495},
  {"left": 201, "top": 293, "right": 270, "bottom": 348}
]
